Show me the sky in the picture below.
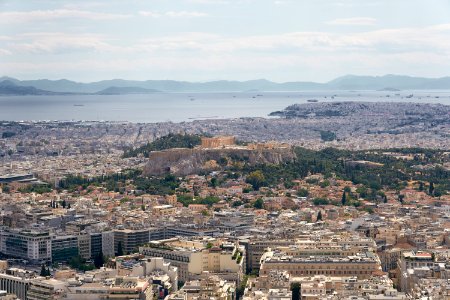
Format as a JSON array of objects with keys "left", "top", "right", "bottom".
[{"left": 1, "top": 0, "right": 450, "bottom": 82}]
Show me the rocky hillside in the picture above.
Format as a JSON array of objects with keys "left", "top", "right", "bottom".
[{"left": 143, "top": 147, "right": 295, "bottom": 176}]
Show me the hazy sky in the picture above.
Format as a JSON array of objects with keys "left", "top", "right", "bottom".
[{"left": 1, "top": 0, "right": 450, "bottom": 82}]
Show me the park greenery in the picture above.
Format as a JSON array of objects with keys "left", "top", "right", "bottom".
[
  {"left": 58, "top": 170, "right": 179, "bottom": 196},
  {"left": 123, "top": 133, "right": 203, "bottom": 158},
  {"left": 319, "top": 130, "right": 337, "bottom": 141},
  {"left": 68, "top": 255, "right": 95, "bottom": 272},
  {"left": 19, "top": 184, "right": 52, "bottom": 194},
  {"left": 10, "top": 140, "right": 449, "bottom": 207},
  {"left": 176, "top": 195, "right": 221, "bottom": 207},
  {"left": 235, "top": 147, "right": 450, "bottom": 199}
]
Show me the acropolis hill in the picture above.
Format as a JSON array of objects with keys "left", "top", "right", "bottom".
[{"left": 143, "top": 136, "right": 294, "bottom": 176}]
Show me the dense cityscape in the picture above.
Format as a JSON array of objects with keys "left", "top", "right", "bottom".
[
  {"left": 0, "top": 108, "right": 450, "bottom": 299},
  {"left": 2, "top": 0, "right": 450, "bottom": 299}
]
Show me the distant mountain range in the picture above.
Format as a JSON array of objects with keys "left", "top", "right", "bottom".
[
  {"left": 0, "top": 80, "right": 62, "bottom": 95},
  {"left": 95, "top": 86, "right": 160, "bottom": 95},
  {"left": 1, "top": 74, "right": 450, "bottom": 95}
]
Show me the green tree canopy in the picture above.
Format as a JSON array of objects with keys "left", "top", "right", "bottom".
[
  {"left": 253, "top": 198, "right": 264, "bottom": 209},
  {"left": 246, "top": 170, "right": 266, "bottom": 190}
]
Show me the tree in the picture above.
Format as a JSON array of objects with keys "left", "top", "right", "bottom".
[
  {"left": 316, "top": 210, "right": 322, "bottom": 222},
  {"left": 117, "top": 241, "right": 124, "bottom": 256},
  {"left": 246, "top": 171, "right": 266, "bottom": 191},
  {"left": 94, "top": 251, "right": 105, "bottom": 268},
  {"left": 236, "top": 275, "right": 249, "bottom": 300},
  {"left": 69, "top": 256, "right": 82, "bottom": 269},
  {"left": 429, "top": 182, "right": 435, "bottom": 195},
  {"left": 297, "top": 188, "right": 309, "bottom": 197},
  {"left": 398, "top": 194, "right": 405, "bottom": 204},
  {"left": 313, "top": 198, "right": 329, "bottom": 205},
  {"left": 210, "top": 178, "right": 218, "bottom": 188},
  {"left": 232, "top": 200, "right": 243, "bottom": 207},
  {"left": 218, "top": 157, "right": 228, "bottom": 166},
  {"left": 291, "top": 283, "right": 301, "bottom": 300},
  {"left": 364, "top": 207, "right": 374, "bottom": 214},
  {"left": 40, "top": 264, "right": 50, "bottom": 276},
  {"left": 253, "top": 198, "right": 264, "bottom": 209},
  {"left": 434, "top": 189, "right": 442, "bottom": 198},
  {"left": 319, "top": 180, "right": 330, "bottom": 188},
  {"left": 418, "top": 181, "right": 424, "bottom": 191},
  {"left": 356, "top": 186, "right": 368, "bottom": 198},
  {"left": 2, "top": 185, "right": 10, "bottom": 193},
  {"left": 69, "top": 255, "right": 95, "bottom": 272},
  {"left": 341, "top": 191, "right": 347, "bottom": 206}
]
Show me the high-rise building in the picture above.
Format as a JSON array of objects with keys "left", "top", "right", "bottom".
[
  {"left": 0, "top": 228, "right": 51, "bottom": 264},
  {"left": 114, "top": 229, "right": 150, "bottom": 255},
  {"left": 102, "top": 231, "right": 115, "bottom": 258},
  {"left": 51, "top": 235, "right": 78, "bottom": 263}
]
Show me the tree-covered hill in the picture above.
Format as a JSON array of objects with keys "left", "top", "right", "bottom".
[{"left": 123, "top": 133, "right": 203, "bottom": 158}]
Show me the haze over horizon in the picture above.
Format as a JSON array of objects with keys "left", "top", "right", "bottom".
[
  {"left": 1, "top": 0, "right": 450, "bottom": 82},
  {"left": 3, "top": 74, "right": 450, "bottom": 85}
]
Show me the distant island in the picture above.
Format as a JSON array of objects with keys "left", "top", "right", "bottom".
[
  {"left": 0, "top": 80, "right": 160, "bottom": 96},
  {"left": 0, "top": 80, "right": 62, "bottom": 96},
  {"left": 1, "top": 74, "right": 450, "bottom": 95}
]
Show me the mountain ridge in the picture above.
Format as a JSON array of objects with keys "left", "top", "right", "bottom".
[
  {"left": 1, "top": 74, "right": 449, "bottom": 94},
  {"left": 0, "top": 80, "right": 61, "bottom": 95},
  {"left": 95, "top": 86, "right": 161, "bottom": 95}
]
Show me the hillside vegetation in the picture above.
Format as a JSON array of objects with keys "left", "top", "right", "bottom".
[{"left": 123, "top": 133, "right": 203, "bottom": 158}]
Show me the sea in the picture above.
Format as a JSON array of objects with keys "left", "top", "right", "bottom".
[{"left": 1, "top": 90, "right": 450, "bottom": 123}]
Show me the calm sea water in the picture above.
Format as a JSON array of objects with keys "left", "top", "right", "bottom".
[{"left": 1, "top": 91, "right": 450, "bottom": 123}]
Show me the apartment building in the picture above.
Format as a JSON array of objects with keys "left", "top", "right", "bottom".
[
  {"left": 167, "top": 272, "right": 235, "bottom": 300},
  {"left": 77, "top": 233, "right": 91, "bottom": 260},
  {"left": 27, "top": 278, "right": 67, "bottom": 300},
  {"left": 100, "top": 277, "right": 153, "bottom": 299},
  {"left": 243, "top": 270, "right": 292, "bottom": 300},
  {"left": 148, "top": 225, "right": 219, "bottom": 241},
  {"left": 101, "top": 231, "right": 115, "bottom": 257},
  {"left": 260, "top": 251, "right": 381, "bottom": 280},
  {"left": 291, "top": 275, "right": 407, "bottom": 300},
  {"left": 213, "top": 211, "right": 255, "bottom": 234},
  {"left": 51, "top": 235, "right": 78, "bottom": 263},
  {"left": 139, "top": 238, "right": 245, "bottom": 282},
  {"left": 114, "top": 228, "right": 150, "bottom": 255},
  {"left": 0, "top": 228, "right": 52, "bottom": 264},
  {"left": 115, "top": 257, "right": 178, "bottom": 292},
  {"left": 244, "top": 239, "right": 293, "bottom": 273},
  {"left": 397, "top": 251, "right": 435, "bottom": 293},
  {"left": 152, "top": 205, "right": 177, "bottom": 216}
]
